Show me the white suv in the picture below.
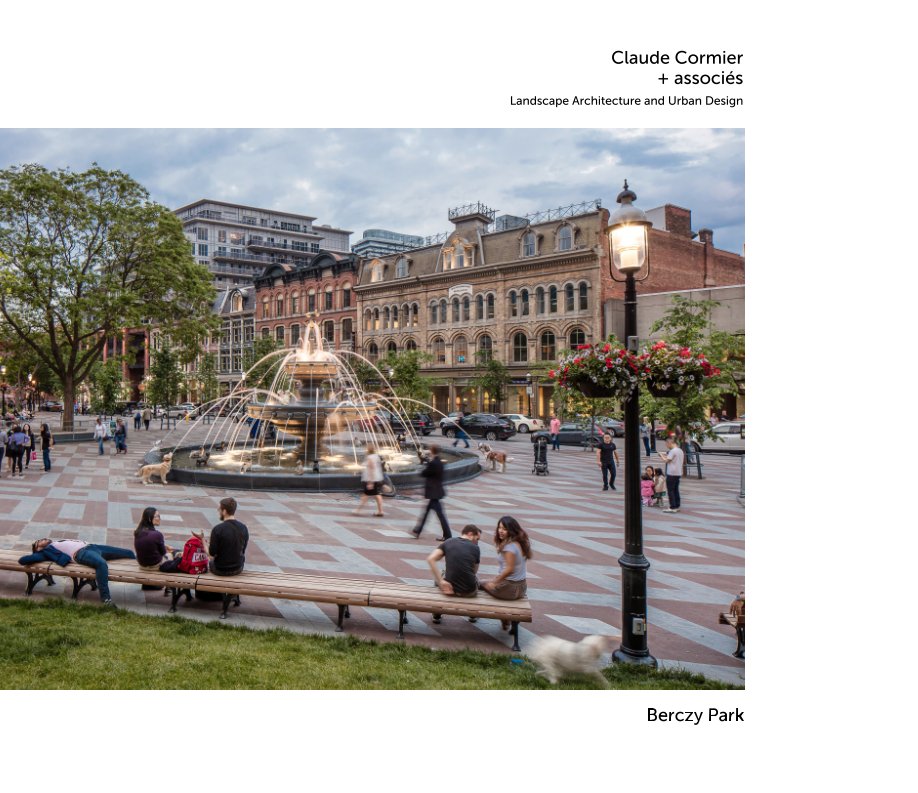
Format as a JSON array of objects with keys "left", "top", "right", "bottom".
[{"left": 499, "top": 414, "right": 544, "bottom": 433}]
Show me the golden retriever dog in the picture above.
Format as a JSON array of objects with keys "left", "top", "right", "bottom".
[
  {"left": 137, "top": 453, "right": 173, "bottom": 486},
  {"left": 477, "top": 442, "right": 512, "bottom": 472},
  {"left": 528, "top": 635, "right": 612, "bottom": 686}
]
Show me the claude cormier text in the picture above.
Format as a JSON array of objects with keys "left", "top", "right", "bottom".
[{"left": 647, "top": 708, "right": 744, "bottom": 725}]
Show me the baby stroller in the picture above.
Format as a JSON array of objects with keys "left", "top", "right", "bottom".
[{"left": 532, "top": 433, "right": 549, "bottom": 475}]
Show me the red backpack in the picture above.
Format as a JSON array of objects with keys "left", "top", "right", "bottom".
[{"left": 177, "top": 536, "right": 209, "bottom": 575}]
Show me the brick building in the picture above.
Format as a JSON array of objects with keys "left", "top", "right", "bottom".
[
  {"left": 253, "top": 251, "right": 360, "bottom": 351},
  {"left": 354, "top": 198, "right": 744, "bottom": 420}
]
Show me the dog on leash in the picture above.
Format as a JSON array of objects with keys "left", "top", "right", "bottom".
[
  {"left": 528, "top": 635, "right": 612, "bottom": 686},
  {"left": 137, "top": 453, "right": 173, "bottom": 486},
  {"left": 477, "top": 442, "right": 513, "bottom": 473}
]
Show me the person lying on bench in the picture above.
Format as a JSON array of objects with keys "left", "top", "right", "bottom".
[
  {"left": 427, "top": 524, "right": 481, "bottom": 625},
  {"left": 18, "top": 538, "right": 136, "bottom": 607}
]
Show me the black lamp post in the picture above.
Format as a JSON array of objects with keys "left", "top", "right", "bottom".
[
  {"left": 0, "top": 365, "right": 8, "bottom": 418},
  {"left": 526, "top": 372, "right": 532, "bottom": 417},
  {"left": 606, "top": 181, "right": 657, "bottom": 666}
]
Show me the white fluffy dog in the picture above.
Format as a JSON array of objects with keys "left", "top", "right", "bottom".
[{"left": 528, "top": 635, "right": 612, "bottom": 686}]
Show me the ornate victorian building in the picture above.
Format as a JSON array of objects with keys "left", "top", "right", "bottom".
[{"left": 253, "top": 251, "right": 360, "bottom": 352}]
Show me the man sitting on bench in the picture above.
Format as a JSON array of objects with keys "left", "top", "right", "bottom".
[
  {"left": 426, "top": 524, "right": 481, "bottom": 624},
  {"left": 209, "top": 497, "right": 248, "bottom": 576},
  {"left": 18, "top": 538, "right": 136, "bottom": 607}
]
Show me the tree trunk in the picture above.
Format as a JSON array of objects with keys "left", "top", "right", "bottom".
[{"left": 62, "top": 378, "right": 75, "bottom": 432}]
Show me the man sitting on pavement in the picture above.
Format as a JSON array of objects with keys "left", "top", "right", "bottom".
[
  {"left": 18, "top": 538, "right": 136, "bottom": 607},
  {"left": 426, "top": 524, "right": 481, "bottom": 624}
]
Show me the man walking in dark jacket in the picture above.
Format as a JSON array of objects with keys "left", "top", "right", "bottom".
[
  {"left": 411, "top": 445, "right": 452, "bottom": 540},
  {"left": 18, "top": 538, "right": 136, "bottom": 606}
]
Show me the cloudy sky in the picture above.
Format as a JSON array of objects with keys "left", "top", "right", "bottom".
[{"left": 0, "top": 128, "right": 744, "bottom": 253}]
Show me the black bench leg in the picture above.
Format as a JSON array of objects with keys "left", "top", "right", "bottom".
[
  {"left": 169, "top": 588, "right": 192, "bottom": 613},
  {"left": 733, "top": 626, "right": 744, "bottom": 659},
  {"left": 25, "top": 572, "right": 55, "bottom": 595},
  {"left": 220, "top": 594, "right": 241, "bottom": 619},
  {"left": 71, "top": 578, "right": 95, "bottom": 600},
  {"left": 509, "top": 621, "right": 521, "bottom": 652},
  {"left": 336, "top": 604, "right": 347, "bottom": 632},
  {"left": 396, "top": 610, "right": 407, "bottom": 639},
  {"left": 344, "top": 605, "right": 351, "bottom": 619}
]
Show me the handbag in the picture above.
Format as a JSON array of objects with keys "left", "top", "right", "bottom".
[{"left": 31, "top": 451, "right": 37, "bottom": 461}]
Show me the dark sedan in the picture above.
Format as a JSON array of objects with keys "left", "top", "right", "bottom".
[
  {"left": 555, "top": 422, "right": 605, "bottom": 447},
  {"left": 441, "top": 413, "right": 516, "bottom": 441}
]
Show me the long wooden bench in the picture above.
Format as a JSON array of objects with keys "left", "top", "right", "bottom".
[{"left": 0, "top": 550, "right": 532, "bottom": 650}]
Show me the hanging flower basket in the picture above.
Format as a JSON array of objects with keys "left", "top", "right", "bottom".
[
  {"left": 549, "top": 341, "right": 640, "bottom": 401},
  {"left": 639, "top": 342, "right": 720, "bottom": 399}
]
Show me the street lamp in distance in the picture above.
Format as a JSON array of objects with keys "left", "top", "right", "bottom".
[
  {"left": 606, "top": 180, "right": 657, "bottom": 667},
  {"left": 0, "top": 364, "right": 8, "bottom": 418},
  {"left": 525, "top": 372, "right": 532, "bottom": 418}
]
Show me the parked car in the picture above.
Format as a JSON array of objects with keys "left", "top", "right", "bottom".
[
  {"left": 593, "top": 416, "right": 625, "bottom": 437},
  {"left": 499, "top": 414, "right": 544, "bottom": 433},
  {"left": 696, "top": 421, "right": 745, "bottom": 453},
  {"left": 441, "top": 413, "right": 516, "bottom": 441},
  {"left": 554, "top": 422, "right": 604, "bottom": 447},
  {"left": 358, "top": 409, "right": 433, "bottom": 436},
  {"left": 438, "top": 411, "right": 462, "bottom": 430},
  {"left": 40, "top": 401, "right": 64, "bottom": 412}
]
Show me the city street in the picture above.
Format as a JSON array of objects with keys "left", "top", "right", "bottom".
[{"left": 0, "top": 417, "right": 745, "bottom": 685}]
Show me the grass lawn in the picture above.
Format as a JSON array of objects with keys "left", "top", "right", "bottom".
[{"left": 0, "top": 599, "right": 740, "bottom": 690}]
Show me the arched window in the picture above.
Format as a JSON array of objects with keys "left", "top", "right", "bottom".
[
  {"left": 540, "top": 331, "right": 556, "bottom": 361},
  {"left": 412, "top": 304, "right": 419, "bottom": 327},
  {"left": 579, "top": 282, "right": 588, "bottom": 310},
  {"left": 367, "top": 342, "right": 379, "bottom": 362},
  {"left": 523, "top": 231, "right": 536, "bottom": 257},
  {"left": 486, "top": 294, "right": 495, "bottom": 319},
  {"left": 275, "top": 325, "right": 285, "bottom": 344},
  {"left": 275, "top": 295, "right": 284, "bottom": 318},
  {"left": 392, "top": 305, "right": 400, "bottom": 330},
  {"left": 478, "top": 334, "right": 493, "bottom": 362},
  {"left": 513, "top": 332, "right": 528, "bottom": 362},
  {"left": 387, "top": 341, "right": 397, "bottom": 355},
  {"left": 536, "top": 287, "right": 545, "bottom": 314},
  {"left": 307, "top": 288, "right": 316, "bottom": 313},
  {"left": 383, "top": 306, "right": 390, "bottom": 329},
  {"left": 324, "top": 285, "right": 334, "bottom": 311},
  {"left": 549, "top": 286, "right": 558, "bottom": 313},
  {"left": 430, "top": 302, "right": 438, "bottom": 325},
  {"left": 342, "top": 283, "right": 352, "bottom": 308},
  {"left": 371, "top": 263, "right": 383, "bottom": 283},
  {"left": 462, "top": 296, "right": 470, "bottom": 321},
  {"left": 405, "top": 338, "right": 417, "bottom": 352},
  {"left": 521, "top": 289, "right": 530, "bottom": 316},
  {"left": 396, "top": 256, "right": 409, "bottom": 278},
  {"left": 432, "top": 337, "right": 446, "bottom": 364},
  {"left": 232, "top": 292, "right": 244, "bottom": 312},
  {"left": 439, "top": 299, "right": 447, "bottom": 324},
  {"left": 290, "top": 292, "right": 299, "bottom": 315},
  {"left": 509, "top": 291, "right": 518, "bottom": 318},
  {"left": 454, "top": 335, "right": 468, "bottom": 364},
  {"left": 373, "top": 307, "right": 380, "bottom": 331},
  {"left": 565, "top": 284, "right": 575, "bottom": 312},
  {"left": 455, "top": 247, "right": 464, "bottom": 268},
  {"left": 569, "top": 328, "right": 586, "bottom": 349},
  {"left": 476, "top": 295, "right": 484, "bottom": 320},
  {"left": 452, "top": 298, "right": 460, "bottom": 322},
  {"left": 364, "top": 309, "right": 372, "bottom": 332},
  {"left": 323, "top": 321, "right": 334, "bottom": 344},
  {"left": 261, "top": 297, "right": 270, "bottom": 319},
  {"left": 558, "top": 225, "right": 572, "bottom": 251},
  {"left": 262, "top": 327, "right": 270, "bottom": 339}
]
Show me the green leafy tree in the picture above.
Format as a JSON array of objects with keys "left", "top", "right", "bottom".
[
  {"left": 196, "top": 352, "right": 219, "bottom": 405},
  {"left": 147, "top": 344, "right": 184, "bottom": 408},
  {"left": 472, "top": 357, "right": 511, "bottom": 413},
  {"left": 643, "top": 295, "right": 744, "bottom": 444},
  {"left": 0, "top": 164, "right": 217, "bottom": 430},
  {"left": 379, "top": 349, "right": 436, "bottom": 407},
  {"left": 242, "top": 336, "right": 281, "bottom": 390},
  {"left": 89, "top": 356, "right": 125, "bottom": 415}
]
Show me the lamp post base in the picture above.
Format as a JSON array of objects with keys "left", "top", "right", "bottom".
[{"left": 612, "top": 648, "right": 658, "bottom": 667}]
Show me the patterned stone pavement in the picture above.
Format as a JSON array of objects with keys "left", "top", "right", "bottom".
[{"left": 0, "top": 418, "right": 745, "bottom": 685}]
